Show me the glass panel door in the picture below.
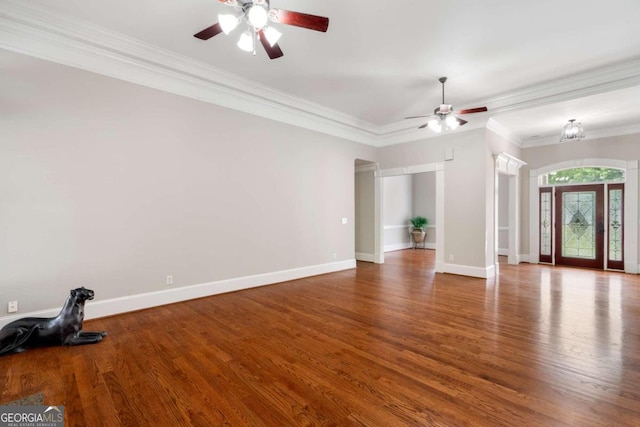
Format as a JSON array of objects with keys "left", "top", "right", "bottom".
[
  {"left": 608, "top": 183, "right": 624, "bottom": 270},
  {"left": 539, "top": 188, "right": 552, "bottom": 263},
  {"left": 555, "top": 184, "right": 604, "bottom": 269}
]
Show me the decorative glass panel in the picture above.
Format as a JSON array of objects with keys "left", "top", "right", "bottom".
[
  {"left": 544, "top": 167, "right": 625, "bottom": 185},
  {"left": 609, "top": 189, "right": 623, "bottom": 261},
  {"left": 540, "top": 192, "right": 552, "bottom": 256},
  {"left": 562, "top": 191, "right": 596, "bottom": 259}
]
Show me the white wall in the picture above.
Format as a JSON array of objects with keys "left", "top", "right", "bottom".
[
  {"left": 0, "top": 51, "right": 376, "bottom": 321},
  {"left": 382, "top": 175, "right": 413, "bottom": 251},
  {"left": 412, "top": 172, "right": 436, "bottom": 247}
]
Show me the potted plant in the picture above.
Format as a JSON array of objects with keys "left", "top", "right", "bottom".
[{"left": 410, "top": 216, "right": 428, "bottom": 247}]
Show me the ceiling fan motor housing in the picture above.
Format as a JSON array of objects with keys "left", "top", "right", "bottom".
[{"left": 439, "top": 104, "right": 452, "bottom": 114}]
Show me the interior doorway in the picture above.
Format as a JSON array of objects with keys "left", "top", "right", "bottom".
[
  {"left": 376, "top": 162, "right": 445, "bottom": 272},
  {"left": 354, "top": 159, "right": 378, "bottom": 263}
]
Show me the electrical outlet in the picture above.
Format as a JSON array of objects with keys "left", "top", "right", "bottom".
[
  {"left": 342, "top": 218, "right": 348, "bottom": 225},
  {"left": 449, "top": 254, "right": 454, "bottom": 261},
  {"left": 8, "top": 301, "right": 18, "bottom": 313},
  {"left": 166, "top": 275, "right": 173, "bottom": 286}
]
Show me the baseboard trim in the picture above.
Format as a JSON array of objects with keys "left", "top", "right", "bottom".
[
  {"left": 444, "top": 263, "right": 496, "bottom": 279},
  {"left": 519, "top": 254, "right": 530, "bottom": 263},
  {"left": 0, "top": 260, "right": 356, "bottom": 328},
  {"left": 384, "top": 243, "right": 412, "bottom": 252},
  {"left": 355, "top": 252, "right": 375, "bottom": 262},
  {"left": 497, "top": 248, "right": 509, "bottom": 256}
]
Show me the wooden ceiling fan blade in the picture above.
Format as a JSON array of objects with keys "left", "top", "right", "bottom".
[
  {"left": 405, "top": 115, "right": 430, "bottom": 119},
  {"left": 418, "top": 122, "right": 429, "bottom": 129},
  {"left": 457, "top": 106, "right": 488, "bottom": 115},
  {"left": 194, "top": 23, "right": 223, "bottom": 40},
  {"left": 273, "top": 10, "right": 329, "bottom": 32},
  {"left": 258, "top": 30, "right": 284, "bottom": 59},
  {"left": 457, "top": 117, "right": 468, "bottom": 126}
]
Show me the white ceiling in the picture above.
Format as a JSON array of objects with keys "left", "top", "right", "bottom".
[{"left": 3, "top": 0, "right": 640, "bottom": 146}]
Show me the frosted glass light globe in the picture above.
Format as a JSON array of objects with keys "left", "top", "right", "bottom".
[{"left": 248, "top": 5, "right": 268, "bottom": 28}]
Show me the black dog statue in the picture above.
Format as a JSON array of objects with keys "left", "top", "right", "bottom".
[{"left": 0, "top": 287, "right": 107, "bottom": 356}]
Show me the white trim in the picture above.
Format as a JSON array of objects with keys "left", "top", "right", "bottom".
[
  {"left": 355, "top": 163, "right": 378, "bottom": 174},
  {"left": 625, "top": 164, "right": 639, "bottom": 273},
  {"left": 476, "top": 58, "right": 640, "bottom": 116},
  {"left": 435, "top": 168, "right": 445, "bottom": 272},
  {"left": 494, "top": 153, "right": 526, "bottom": 266},
  {"left": 374, "top": 172, "right": 383, "bottom": 264},
  {"left": 376, "top": 163, "right": 444, "bottom": 272},
  {"left": 355, "top": 252, "right": 375, "bottom": 262},
  {"left": 487, "top": 119, "right": 524, "bottom": 147},
  {"left": 495, "top": 153, "right": 527, "bottom": 175},
  {"left": 0, "top": 260, "right": 356, "bottom": 328},
  {"left": 0, "top": 1, "right": 376, "bottom": 145},
  {"left": 377, "top": 162, "right": 443, "bottom": 178},
  {"left": 529, "top": 170, "right": 540, "bottom": 264},
  {"left": 384, "top": 224, "right": 411, "bottom": 230},
  {"left": 444, "top": 263, "right": 496, "bottom": 279},
  {"left": 384, "top": 243, "right": 413, "bottom": 252},
  {"left": 534, "top": 159, "right": 638, "bottom": 177},
  {"left": 3, "top": 1, "right": 640, "bottom": 147},
  {"left": 497, "top": 248, "right": 509, "bottom": 256},
  {"left": 519, "top": 254, "right": 530, "bottom": 263}
]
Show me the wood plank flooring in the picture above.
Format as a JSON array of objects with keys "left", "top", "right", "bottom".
[{"left": 2, "top": 250, "right": 640, "bottom": 426}]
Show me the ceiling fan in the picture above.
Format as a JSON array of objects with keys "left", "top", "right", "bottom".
[
  {"left": 405, "top": 77, "right": 488, "bottom": 132},
  {"left": 194, "top": 0, "right": 329, "bottom": 60}
]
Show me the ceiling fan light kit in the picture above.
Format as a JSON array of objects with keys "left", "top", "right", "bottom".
[
  {"left": 263, "top": 26, "right": 282, "bottom": 46},
  {"left": 405, "top": 76, "right": 487, "bottom": 133},
  {"left": 560, "top": 119, "right": 585, "bottom": 142},
  {"left": 237, "top": 30, "right": 254, "bottom": 52},
  {"left": 194, "top": 0, "right": 329, "bottom": 60},
  {"left": 219, "top": 14, "right": 240, "bottom": 34}
]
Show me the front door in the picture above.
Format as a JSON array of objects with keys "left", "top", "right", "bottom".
[{"left": 554, "top": 185, "right": 604, "bottom": 269}]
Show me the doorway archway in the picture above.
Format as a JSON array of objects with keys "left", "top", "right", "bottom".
[{"left": 528, "top": 159, "right": 638, "bottom": 273}]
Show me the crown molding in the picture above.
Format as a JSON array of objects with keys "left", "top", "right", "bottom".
[
  {"left": 2, "top": 1, "right": 640, "bottom": 148},
  {"left": 471, "top": 58, "right": 640, "bottom": 115},
  {"left": 0, "top": 1, "right": 378, "bottom": 144},
  {"left": 486, "top": 118, "right": 524, "bottom": 147}
]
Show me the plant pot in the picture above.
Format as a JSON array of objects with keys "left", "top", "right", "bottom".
[{"left": 411, "top": 228, "right": 426, "bottom": 244}]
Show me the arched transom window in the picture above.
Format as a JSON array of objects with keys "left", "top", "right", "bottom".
[{"left": 539, "top": 167, "right": 625, "bottom": 186}]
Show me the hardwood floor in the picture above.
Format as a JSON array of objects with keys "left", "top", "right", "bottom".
[{"left": 2, "top": 250, "right": 640, "bottom": 426}]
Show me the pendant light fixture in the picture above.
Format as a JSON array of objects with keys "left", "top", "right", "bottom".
[{"left": 560, "top": 119, "right": 585, "bottom": 142}]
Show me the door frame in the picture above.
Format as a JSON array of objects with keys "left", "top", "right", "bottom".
[
  {"left": 375, "top": 162, "right": 445, "bottom": 272},
  {"left": 529, "top": 159, "right": 638, "bottom": 273},
  {"left": 554, "top": 184, "right": 605, "bottom": 269}
]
